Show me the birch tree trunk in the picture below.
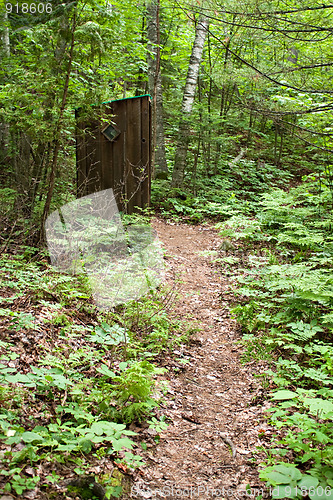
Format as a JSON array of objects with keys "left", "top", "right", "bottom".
[
  {"left": 146, "top": 0, "right": 168, "bottom": 179},
  {"left": 2, "top": 12, "right": 10, "bottom": 57},
  {"left": 171, "top": 14, "right": 208, "bottom": 188}
]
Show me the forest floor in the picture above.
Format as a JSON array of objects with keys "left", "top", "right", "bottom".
[
  {"left": 0, "top": 218, "right": 276, "bottom": 500},
  {"left": 127, "top": 219, "right": 273, "bottom": 500}
]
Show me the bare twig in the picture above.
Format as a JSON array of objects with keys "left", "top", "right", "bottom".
[{"left": 219, "top": 432, "right": 237, "bottom": 459}]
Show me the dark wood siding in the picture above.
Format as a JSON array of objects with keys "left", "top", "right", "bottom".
[{"left": 76, "top": 95, "right": 151, "bottom": 213}]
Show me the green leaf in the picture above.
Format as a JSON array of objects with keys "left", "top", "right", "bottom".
[
  {"left": 309, "top": 485, "right": 333, "bottom": 500},
  {"left": 6, "top": 373, "right": 34, "bottom": 385},
  {"left": 97, "top": 365, "right": 116, "bottom": 378},
  {"left": 110, "top": 436, "right": 134, "bottom": 451},
  {"left": 261, "top": 464, "right": 302, "bottom": 485},
  {"left": 78, "top": 439, "right": 93, "bottom": 453},
  {"left": 21, "top": 431, "right": 44, "bottom": 443},
  {"left": 271, "top": 484, "right": 297, "bottom": 499},
  {"left": 89, "top": 423, "right": 105, "bottom": 436},
  {"left": 56, "top": 442, "right": 78, "bottom": 451},
  {"left": 265, "top": 471, "right": 292, "bottom": 485},
  {"left": 298, "top": 475, "right": 319, "bottom": 490},
  {"left": 303, "top": 398, "right": 333, "bottom": 417},
  {"left": 271, "top": 390, "right": 298, "bottom": 401}
]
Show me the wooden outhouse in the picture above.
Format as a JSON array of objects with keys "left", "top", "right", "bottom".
[{"left": 76, "top": 95, "right": 151, "bottom": 213}]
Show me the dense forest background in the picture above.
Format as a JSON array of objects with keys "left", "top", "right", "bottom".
[
  {"left": 1, "top": 0, "right": 332, "bottom": 233},
  {"left": 0, "top": 0, "right": 333, "bottom": 498}
]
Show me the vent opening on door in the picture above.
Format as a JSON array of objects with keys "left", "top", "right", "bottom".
[{"left": 101, "top": 123, "right": 120, "bottom": 142}]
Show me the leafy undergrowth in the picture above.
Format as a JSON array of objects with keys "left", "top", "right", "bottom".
[
  {"left": 152, "top": 157, "right": 294, "bottom": 223},
  {"left": 217, "top": 174, "right": 333, "bottom": 499},
  {"left": 0, "top": 253, "right": 190, "bottom": 498}
]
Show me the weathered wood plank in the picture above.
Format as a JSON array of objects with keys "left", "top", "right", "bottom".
[
  {"left": 141, "top": 95, "right": 151, "bottom": 208},
  {"left": 76, "top": 96, "right": 151, "bottom": 213},
  {"left": 112, "top": 99, "right": 126, "bottom": 212},
  {"left": 125, "top": 98, "right": 141, "bottom": 213}
]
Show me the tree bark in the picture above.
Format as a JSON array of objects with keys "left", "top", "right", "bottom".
[
  {"left": 146, "top": 0, "right": 168, "bottom": 179},
  {"left": 2, "top": 11, "right": 10, "bottom": 57},
  {"left": 0, "top": 12, "right": 10, "bottom": 165},
  {"left": 171, "top": 13, "right": 208, "bottom": 188}
]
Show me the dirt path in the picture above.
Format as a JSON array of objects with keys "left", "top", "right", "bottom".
[{"left": 128, "top": 220, "right": 271, "bottom": 500}]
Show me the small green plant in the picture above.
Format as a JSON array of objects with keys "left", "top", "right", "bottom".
[
  {"left": 1, "top": 468, "right": 40, "bottom": 495},
  {"left": 226, "top": 179, "right": 333, "bottom": 493},
  {"left": 8, "top": 311, "right": 36, "bottom": 331},
  {"left": 260, "top": 463, "right": 323, "bottom": 499},
  {"left": 147, "top": 416, "right": 168, "bottom": 443},
  {"left": 88, "top": 322, "right": 127, "bottom": 346},
  {"left": 93, "top": 360, "right": 166, "bottom": 423},
  {"left": 0, "top": 253, "right": 186, "bottom": 495}
]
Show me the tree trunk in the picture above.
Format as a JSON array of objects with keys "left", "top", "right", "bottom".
[
  {"left": 2, "top": 11, "right": 10, "bottom": 57},
  {"left": 146, "top": 0, "right": 168, "bottom": 179},
  {"left": 39, "top": 11, "right": 77, "bottom": 244},
  {"left": 0, "top": 12, "right": 10, "bottom": 165},
  {"left": 12, "top": 131, "right": 31, "bottom": 212},
  {"left": 171, "top": 13, "right": 208, "bottom": 188}
]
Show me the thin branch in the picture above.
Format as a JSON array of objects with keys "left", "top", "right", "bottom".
[{"left": 207, "top": 27, "right": 333, "bottom": 95}]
